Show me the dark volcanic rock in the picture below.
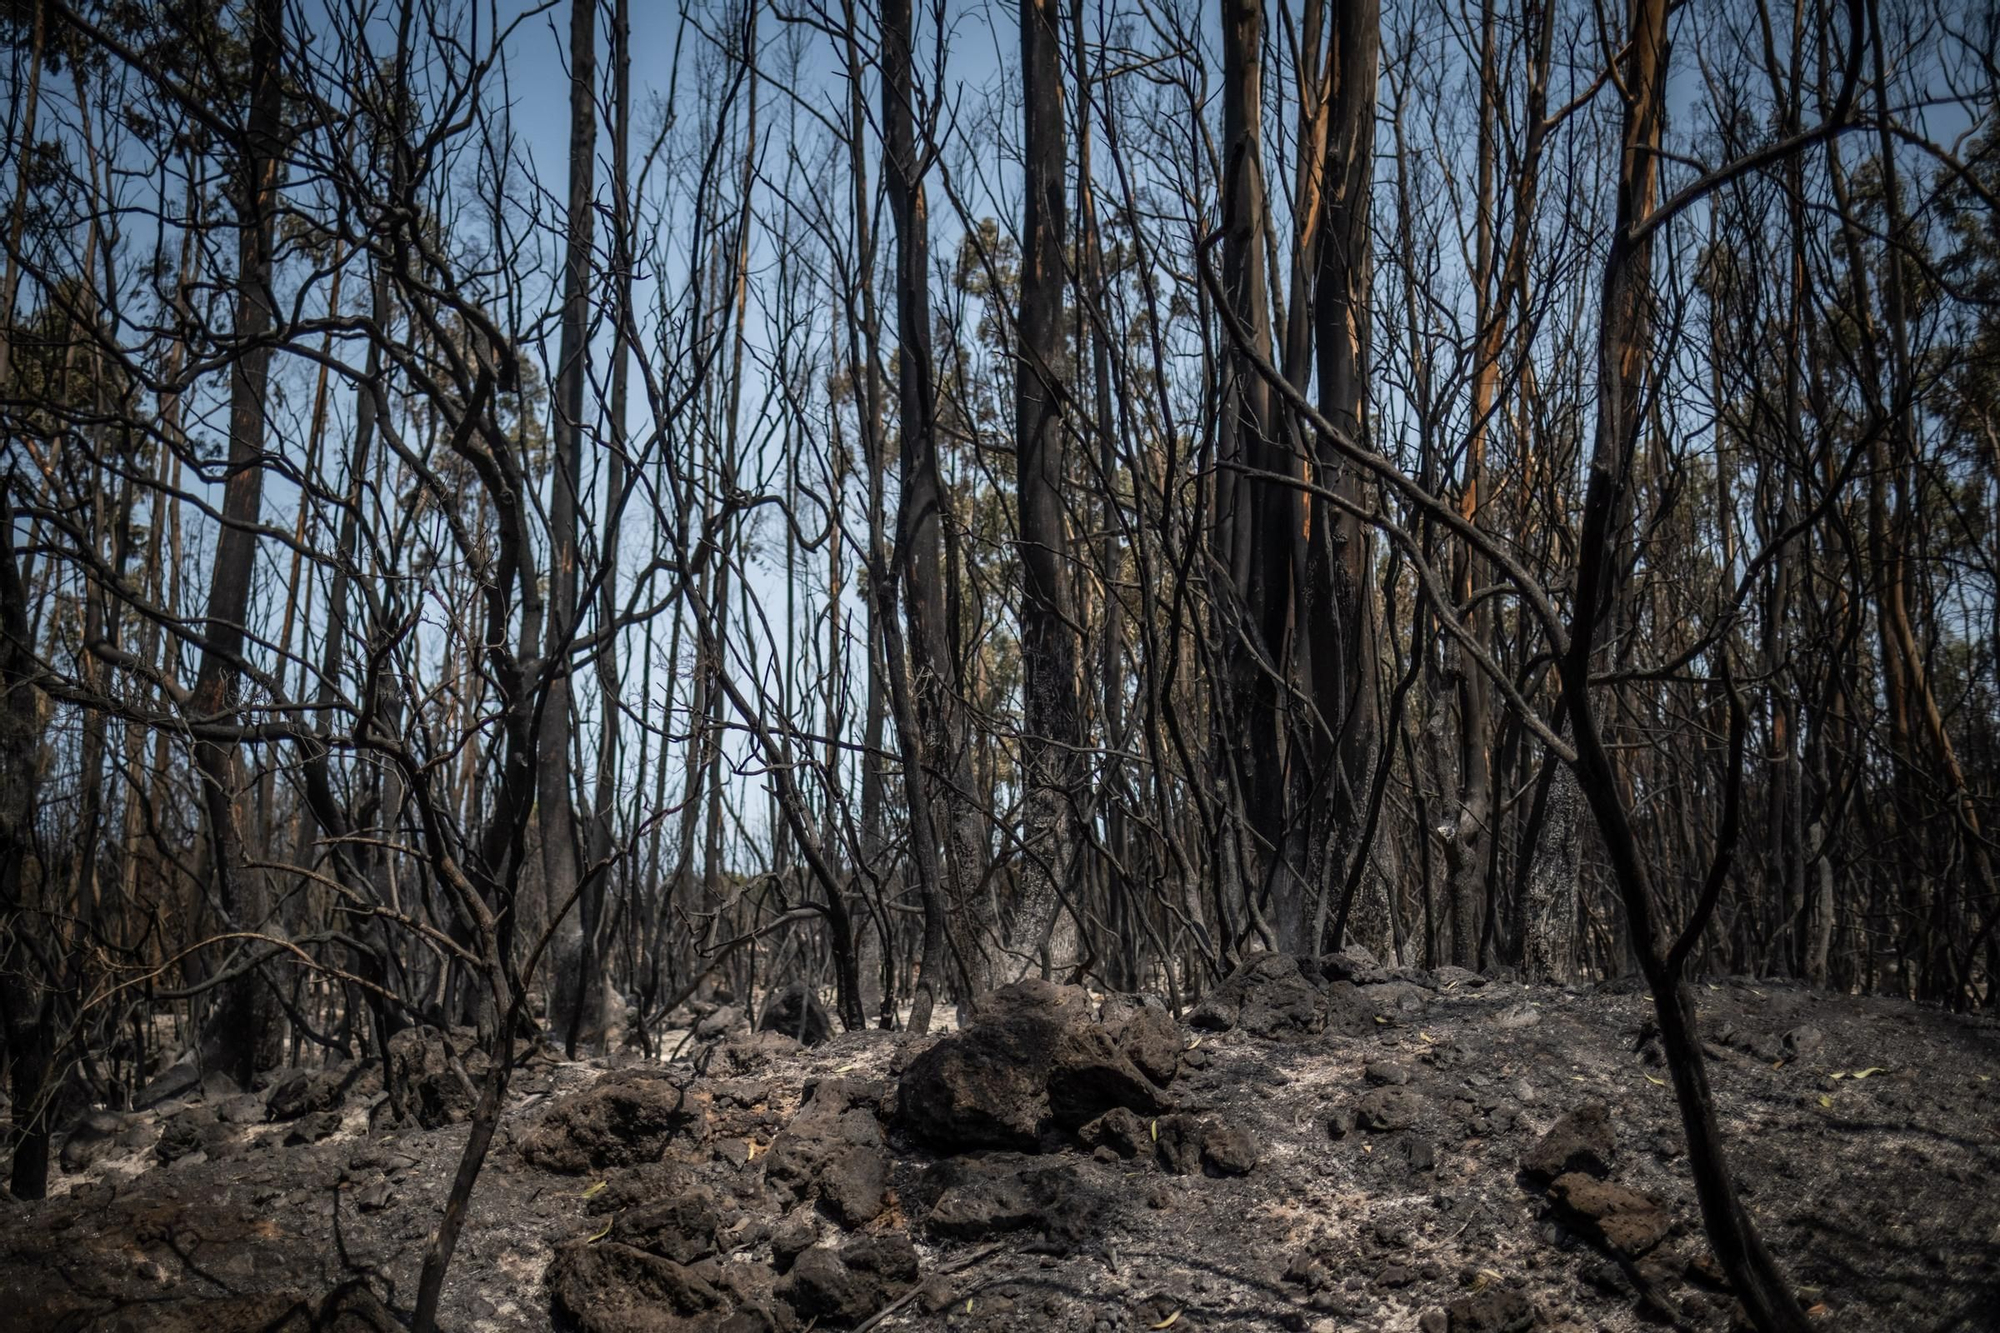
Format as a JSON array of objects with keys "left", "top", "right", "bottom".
[
  {"left": 776, "top": 1247, "right": 859, "bottom": 1323},
  {"left": 897, "top": 979, "right": 1166, "bottom": 1150},
  {"left": 1784, "top": 1024, "right": 1826, "bottom": 1058},
  {"left": 1047, "top": 1025, "right": 1174, "bottom": 1129},
  {"left": 216, "top": 1094, "right": 266, "bottom": 1126},
  {"left": 589, "top": 1159, "right": 717, "bottom": 1216},
  {"left": 385, "top": 1026, "right": 484, "bottom": 1129},
  {"left": 1149, "top": 1112, "right": 1260, "bottom": 1177},
  {"left": 777, "top": 1235, "right": 918, "bottom": 1327},
  {"left": 1152, "top": 1113, "right": 1207, "bottom": 1175},
  {"left": 1321, "top": 979, "right": 1383, "bottom": 1033},
  {"left": 844, "top": 1233, "right": 918, "bottom": 1283},
  {"left": 548, "top": 1240, "right": 725, "bottom": 1332},
  {"left": 758, "top": 983, "right": 834, "bottom": 1047},
  {"left": 1447, "top": 1285, "right": 1535, "bottom": 1332},
  {"left": 770, "top": 1212, "right": 819, "bottom": 1271},
  {"left": 59, "top": 1110, "right": 131, "bottom": 1173},
  {"left": 1489, "top": 1001, "right": 1542, "bottom": 1031},
  {"left": 764, "top": 1078, "right": 889, "bottom": 1227},
  {"left": 266, "top": 1061, "right": 377, "bottom": 1123},
  {"left": 282, "top": 1111, "right": 342, "bottom": 1147},
  {"left": 1099, "top": 995, "right": 1183, "bottom": 1085},
  {"left": 1355, "top": 1087, "right": 1424, "bottom": 1131},
  {"left": 1319, "top": 944, "right": 1390, "bottom": 986},
  {"left": 1521, "top": 1101, "right": 1614, "bottom": 1181},
  {"left": 714, "top": 1030, "right": 802, "bottom": 1076},
  {"left": 919, "top": 1153, "right": 1104, "bottom": 1243},
  {"left": 613, "top": 1185, "right": 723, "bottom": 1264},
  {"left": 1078, "top": 1106, "right": 1151, "bottom": 1158},
  {"left": 975, "top": 977, "right": 1095, "bottom": 1027},
  {"left": 1189, "top": 952, "right": 1327, "bottom": 1037},
  {"left": 1744, "top": 1031, "right": 1787, "bottom": 1063},
  {"left": 817, "top": 1144, "right": 887, "bottom": 1228},
  {"left": 135, "top": 1051, "right": 240, "bottom": 1110},
  {"left": 1547, "top": 1172, "right": 1671, "bottom": 1258},
  {"left": 696, "top": 1005, "right": 747, "bottom": 1041},
  {"left": 1360, "top": 980, "right": 1432, "bottom": 1019},
  {"left": 922, "top": 1155, "right": 1060, "bottom": 1239},
  {"left": 154, "top": 1111, "right": 207, "bottom": 1163},
  {"left": 1200, "top": 1121, "right": 1261, "bottom": 1175},
  {"left": 518, "top": 1072, "right": 704, "bottom": 1173}
]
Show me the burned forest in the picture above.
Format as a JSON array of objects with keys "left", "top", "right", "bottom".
[{"left": 1, "top": 0, "right": 1998, "bottom": 1330}]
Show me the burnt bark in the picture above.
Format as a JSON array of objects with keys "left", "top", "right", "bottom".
[
  {"left": 1011, "top": 0, "right": 1082, "bottom": 977},
  {"left": 189, "top": 0, "right": 286, "bottom": 1089}
]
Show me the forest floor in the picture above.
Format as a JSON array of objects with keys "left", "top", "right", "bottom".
[{"left": 3, "top": 956, "right": 1997, "bottom": 1333}]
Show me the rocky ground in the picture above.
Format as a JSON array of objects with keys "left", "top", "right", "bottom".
[{"left": 3, "top": 955, "right": 1997, "bottom": 1333}]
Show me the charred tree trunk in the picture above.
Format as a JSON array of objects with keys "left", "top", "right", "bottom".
[
  {"left": 1217, "top": 0, "right": 1280, "bottom": 946},
  {"left": 580, "top": 0, "right": 634, "bottom": 1057},
  {"left": 1, "top": 495, "right": 52, "bottom": 1199},
  {"left": 881, "top": 0, "right": 959, "bottom": 1026},
  {"left": 1010, "top": 0, "right": 1082, "bottom": 977},
  {"left": 190, "top": 0, "right": 286, "bottom": 1089},
  {"left": 1303, "top": 0, "right": 1381, "bottom": 952},
  {"left": 544, "top": 0, "right": 597, "bottom": 1048},
  {"left": 1560, "top": 1, "right": 1811, "bottom": 1325}
]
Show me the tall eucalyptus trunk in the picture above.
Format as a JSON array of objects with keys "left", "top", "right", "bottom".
[
  {"left": 1010, "top": 0, "right": 1081, "bottom": 977},
  {"left": 544, "top": 0, "right": 597, "bottom": 1045},
  {"left": 882, "top": 0, "right": 965, "bottom": 1023},
  {"left": 190, "top": 0, "right": 286, "bottom": 1088}
]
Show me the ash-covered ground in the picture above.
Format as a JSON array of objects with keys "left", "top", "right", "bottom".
[{"left": 4, "top": 953, "right": 1996, "bottom": 1333}]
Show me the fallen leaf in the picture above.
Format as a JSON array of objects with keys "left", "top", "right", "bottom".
[
  {"left": 586, "top": 1217, "right": 613, "bottom": 1243},
  {"left": 1807, "top": 1302, "right": 1830, "bottom": 1316},
  {"left": 1818, "top": 1095, "right": 1832, "bottom": 1108},
  {"left": 1644, "top": 1074, "right": 1666, "bottom": 1087},
  {"left": 581, "top": 1179, "right": 607, "bottom": 1199},
  {"left": 1150, "top": 1119, "right": 1158, "bottom": 1143},
  {"left": 1851, "top": 1067, "right": 1884, "bottom": 1079},
  {"left": 1151, "top": 1310, "right": 1182, "bottom": 1329},
  {"left": 1375, "top": 1015, "right": 1388, "bottom": 1024},
  {"left": 1419, "top": 1031, "right": 1437, "bottom": 1043}
]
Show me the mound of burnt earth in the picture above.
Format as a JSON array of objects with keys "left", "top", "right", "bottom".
[{"left": 2, "top": 958, "right": 1995, "bottom": 1332}]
